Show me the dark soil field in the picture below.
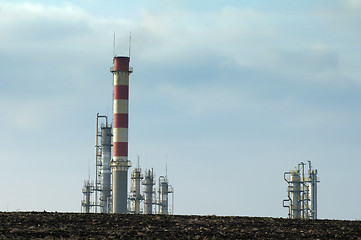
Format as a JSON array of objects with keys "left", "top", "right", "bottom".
[{"left": 0, "top": 212, "right": 361, "bottom": 239}]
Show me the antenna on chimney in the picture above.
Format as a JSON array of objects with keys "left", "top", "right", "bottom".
[
  {"left": 129, "top": 32, "right": 132, "bottom": 58},
  {"left": 113, "top": 32, "right": 116, "bottom": 57}
]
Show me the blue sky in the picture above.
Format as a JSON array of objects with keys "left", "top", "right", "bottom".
[{"left": 0, "top": 0, "right": 361, "bottom": 219}]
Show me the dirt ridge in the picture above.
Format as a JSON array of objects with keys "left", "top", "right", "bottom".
[{"left": 0, "top": 212, "right": 360, "bottom": 239}]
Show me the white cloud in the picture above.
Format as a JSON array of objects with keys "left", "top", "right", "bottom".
[
  {"left": 0, "top": 1, "right": 134, "bottom": 55},
  {"left": 0, "top": 95, "right": 71, "bottom": 131},
  {"left": 346, "top": 0, "right": 361, "bottom": 10},
  {"left": 130, "top": 4, "right": 361, "bottom": 87},
  {"left": 133, "top": 6, "right": 276, "bottom": 64},
  {"left": 157, "top": 82, "right": 245, "bottom": 116},
  {"left": 3, "top": 1, "right": 357, "bottom": 87}
]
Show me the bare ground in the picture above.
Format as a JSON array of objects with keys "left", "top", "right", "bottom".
[{"left": 0, "top": 212, "right": 360, "bottom": 239}]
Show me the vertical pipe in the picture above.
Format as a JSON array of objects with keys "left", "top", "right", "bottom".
[
  {"left": 172, "top": 186, "right": 174, "bottom": 215},
  {"left": 312, "top": 166, "right": 316, "bottom": 219},
  {"left": 110, "top": 56, "right": 131, "bottom": 213},
  {"left": 95, "top": 115, "right": 99, "bottom": 213},
  {"left": 301, "top": 162, "right": 305, "bottom": 219}
]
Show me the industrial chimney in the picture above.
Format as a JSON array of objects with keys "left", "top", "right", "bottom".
[{"left": 110, "top": 56, "right": 132, "bottom": 213}]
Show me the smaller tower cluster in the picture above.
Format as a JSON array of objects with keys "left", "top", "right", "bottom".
[
  {"left": 81, "top": 180, "right": 95, "bottom": 213},
  {"left": 81, "top": 114, "right": 174, "bottom": 214},
  {"left": 283, "top": 161, "right": 319, "bottom": 219},
  {"left": 129, "top": 167, "right": 174, "bottom": 214}
]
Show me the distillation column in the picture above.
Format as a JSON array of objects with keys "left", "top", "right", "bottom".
[
  {"left": 100, "top": 125, "right": 112, "bottom": 213},
  {"left": 308, "top": 164, "right": 318, "bottom": 219},
  {"left": 290, "top": 171, "right": 302, "bottom": 219},
  {"left": 130, "top": 167, "right": 144, "bottom": 214},
  {"left": 81, "top": 181, "right": 94, "bottom": 213},
  {"left": 283, "top": 161, "right": 319, "bottom": 219},
  {"left": 143, "top": 169, "right": 155, "bottom": 214},
  {"left": 158, "top": 176, "right": 173, "bottom": 214},
  {"left": 110, "top": 56, "right": 132, "bottom": 213}
]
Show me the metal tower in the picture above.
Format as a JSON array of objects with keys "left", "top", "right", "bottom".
[
  {"left": 81, "top": 180, "right": 94, "bottom": 213},
  {"left": 129, "top": 163, "right": 144, "bottom": 214},
  {"left": 283, "top": 161, "right": 319, "bottom": 219},
  {"left": 143, "top": 169, "right": 155, "bottom": 214},
  {"left": 94, "top": 114, "right": 112, "bottom": 213},
  {"left": 157, "top": 176, "right": 174, "bottom": 214}
]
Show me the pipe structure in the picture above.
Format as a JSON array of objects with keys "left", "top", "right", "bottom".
[
  {"left": 170, "top": 185, "right": 175, "bottom": 215},
  {"left": 95, "top": 114, "right": 108, "bottom": 213},
  {"left": 282, "top": 195, "right": 292, "bottom": 219},
  {"left": 110, "top": 56, "right": 132, "bottom": 213},
  {"left": 282, "top": 172, "right": 292, "bottom": 218}
]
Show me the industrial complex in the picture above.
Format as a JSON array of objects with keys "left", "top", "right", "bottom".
[
  {"left": 80, "top": 54, "right": 319, "bottom": 218},
  {"left": 81, "top": 56, "right": 173, "bottom": 214},
  {"left": 283, "top": 161, "right": 319, "bottom": 219}
]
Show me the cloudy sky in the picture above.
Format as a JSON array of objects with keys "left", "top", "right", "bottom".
[{"left": 1, "top": 0, "right": 361, "bottom": 219}]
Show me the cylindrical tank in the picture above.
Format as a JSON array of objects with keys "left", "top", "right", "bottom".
[
  {"left": 110, "top": 56, "right": 131, "bottom": 213},
  {"left": 100, "top": 126, "right": 112, "bottom": 213},
  {"left": 143, "top": 169, "right": 154, "bottom": 214},
  {"left": 290, "top": 171, "right": 301, "bottom": 219}
]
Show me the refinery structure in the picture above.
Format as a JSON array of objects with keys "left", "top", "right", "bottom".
[
  {"left": 79, "top": 49, "right": 321, "bottom": 218},
  {"left": 81, "top": 56, "right": 174, "bottom": 214},
  {"left": 283, "top": 161, "right": 319, "bottom": 219}
]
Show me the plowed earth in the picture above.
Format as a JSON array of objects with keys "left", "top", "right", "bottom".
[{"left": 0, "top": 212, "right": 360, "bottom": 239}]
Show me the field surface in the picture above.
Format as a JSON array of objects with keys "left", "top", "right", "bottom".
[{"left": 0, "top": 212, "right": 361, "bottom": 239}]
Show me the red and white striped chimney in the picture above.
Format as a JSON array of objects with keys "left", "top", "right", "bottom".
[{"left": 110, "top": 56, "right": 132, "bottom": 213}]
